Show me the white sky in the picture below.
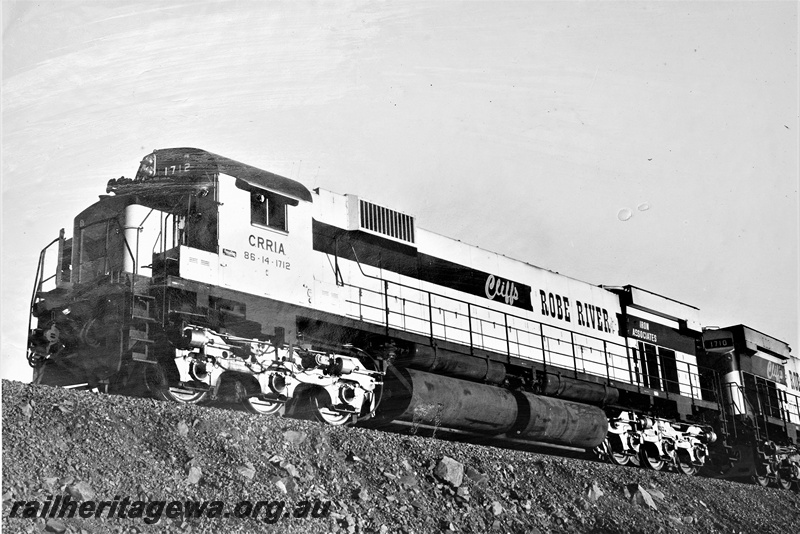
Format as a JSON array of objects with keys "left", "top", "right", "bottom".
[{"left": 2, "top": 1, "right": 798, "bottom": 382}]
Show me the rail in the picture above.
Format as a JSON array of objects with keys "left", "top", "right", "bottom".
[{"left": 342, "top": 249, "right": 716, "bottom": 403}]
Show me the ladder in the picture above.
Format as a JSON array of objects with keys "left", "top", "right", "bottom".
[{"left": 129, "top": 292, "right": 156, "bottom": 362}]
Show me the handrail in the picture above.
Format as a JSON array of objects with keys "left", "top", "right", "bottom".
[
  {"left": 344, "top": 244, "right": 718, "bottom": 401},
  {"left": 347, "top": 244, "right": 628, "bottom": 358},
  {"left": 71, "top": 216, "right": 140, "bottom": 286},
  {"left": 28, "top": 236, "right": 60, "bottom": 337},
  {"left": 753, "top": 380, "right": 800, "bottom": 428},
  {"left": 718, "top": 377, "right": 800, "bottom": 444},
  {"left": 153, "top": 211, "right": 176, "bottom": 256},
  {"left": 347, "top": 281, "right": 721, "bottom": 400},
  {"left": 724, "top": 381, "right": 754, "bottom": 415},
  {"left": 108, "top": 217, "right": 138, "bottom": 280},
  {"left": 723, "top": 381, "right": 768, "bottom": 441},
  {"left": 74, "top": 218, "right": 111, "bottom": 283}
]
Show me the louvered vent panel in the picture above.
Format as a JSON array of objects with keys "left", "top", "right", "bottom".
[{"left": 359, "top": 199, "right": 415, "bottom": 244}]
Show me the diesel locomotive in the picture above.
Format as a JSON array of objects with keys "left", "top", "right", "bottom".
[{"left": 27, "top": 148, "right": 800, "bottom": 488}]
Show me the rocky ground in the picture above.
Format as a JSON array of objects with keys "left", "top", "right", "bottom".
[{"left": 3, "top": 380, "right": 799, "bottom": 534}]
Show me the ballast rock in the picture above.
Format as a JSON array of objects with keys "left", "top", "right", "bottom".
[{"left": 434, "top": 456, "right": 464, "bottom": 487}]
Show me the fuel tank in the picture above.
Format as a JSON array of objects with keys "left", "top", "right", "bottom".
[
  {"left": 511, "top": 392, "right": 608, "bottom": 448},
  {"left": 375, "top": 367, "right": 609, "bottom": 449},
  {"left": 377, "top": 367, "right": 518, "bottom": 434},
  {"left": 539, "top": 373, "right": 619, "bottom": 405}
]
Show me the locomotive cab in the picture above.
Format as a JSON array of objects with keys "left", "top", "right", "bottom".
[
  {"left": 704, "top": 325, "right": 797, "bottom": 442},
  {"left": 99, "top": 147, "right": 315, "bottom": 307},
  {"left": 74, "top": 148, "right": 222, "bottom": 284},
  {"left": 703, "top": 325, "right": 800, "bottom": 486},
  {"left": 28, "top": 148, "right": 316, "bottom": 395}
]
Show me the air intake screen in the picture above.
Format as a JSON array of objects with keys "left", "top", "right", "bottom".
[{"left": 359, "top": 199, "right": 415, "bottom": 244}]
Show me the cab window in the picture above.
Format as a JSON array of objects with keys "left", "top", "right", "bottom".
[{"left": 251, "top": 190, "right": 289, "bottom": 232}]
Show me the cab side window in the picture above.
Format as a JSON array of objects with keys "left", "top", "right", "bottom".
[{"left": 251, "top": 191, "right": 288, "bottom": 232}]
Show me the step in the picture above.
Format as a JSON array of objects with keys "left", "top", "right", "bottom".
[{"left": 131, "top": 351, "right": 150, "bottom": 362}]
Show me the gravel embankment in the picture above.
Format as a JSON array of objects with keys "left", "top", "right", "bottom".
[{"left": 3, "top": 379, "right": 799, "bottom": 533}]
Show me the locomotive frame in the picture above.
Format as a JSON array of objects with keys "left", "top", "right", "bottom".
[{"left": 27, "top": 147, "right": 800, "bottom": 489}]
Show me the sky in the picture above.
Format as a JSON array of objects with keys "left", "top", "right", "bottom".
[{"left": 2, "top": 1, "right": 798, "bottom": 383}]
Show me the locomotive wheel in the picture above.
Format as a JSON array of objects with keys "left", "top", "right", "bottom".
[
  {"left": 310, "top": 388, "right": 351, "bottom": 426},
  {"left": 604, "top": 439, "right": 629, "bottom": 466},
  {"left": 752, "top": 462, "right": 773, "bottom": 487},
  {"left": 143, "top": 363, "right": 208, "bottom": 404},
  {"left": 626, "top": 434, "right": 642, "bottom": 467},
  {"left": 242, "top": 396, "right": 283, "bottom": 415},
  {"left": 608, "top": 451, "right": 630, "bottom": 466},
  {"left": 777, "top": 474, "right": 793, "bottom": 491},
  {"left": 753, "top": 474, "right": 770, "bottom": 487},
  {"left": 640, "top": 447, "right": 665, "bottom": 471},
  {"left": 167, "top": 387, "right": 209, "bottom": 404},
  {"left": 234, "top": 381, "right": 283, "bottom": 416},
  {"left": 675, "top": 453, "right": 697, "bottom": 476},
  {"left": 107, "top": 364, "right": 150, "bottom": 397}
]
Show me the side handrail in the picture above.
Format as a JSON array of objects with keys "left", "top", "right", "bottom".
[
  {"left": 108, "top": 217, "right": 138, "bottom": 279},
  {"left": 724, "top": 381, "right": 766, "bottom": 441},
  {"left": 346, "top": 244, "right": 629, "bottom": 357},
  {"left": 344, "top": 244, "right": 718, "bottom": 401},
  {"left": 72, "top": 216, "right": 138, "bottom": 287},
  {"left": 27, "top": 235, "right": 61, "bottom": 337}
]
